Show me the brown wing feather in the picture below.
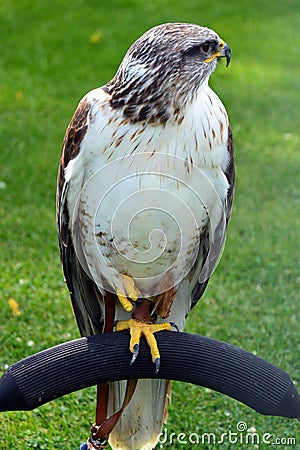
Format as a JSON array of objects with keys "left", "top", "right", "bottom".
[
  {"left": 57, "top": 97, "right": 90, "bottom": 247},
  {"left": 225, "top": 125, "right": 235, "bottom": 221},
  {"left": 190, "top": 125, "right": 235, "bottom": 307},
  {"left": 57, "top": 97, "right": 105, "bottom": 336}
]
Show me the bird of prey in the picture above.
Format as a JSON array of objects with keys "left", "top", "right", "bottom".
[{"left": 57, "top": 22, "right": 234, "bottom": 450}]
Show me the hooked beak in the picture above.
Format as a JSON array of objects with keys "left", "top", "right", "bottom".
[{"left": 205, "top": 40, "right": 231, "bottom": 67}]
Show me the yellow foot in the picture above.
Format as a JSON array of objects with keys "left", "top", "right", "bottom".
[
  {"left": 115, "top": 318, "right": 172, "bottom": 373},
  {"left": 116, "top": 275, "right": 141, "bottom": 312}
]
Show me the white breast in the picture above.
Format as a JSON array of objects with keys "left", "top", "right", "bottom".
[{"left": 65, "top": 84, "right": 229, "bottom": 297}]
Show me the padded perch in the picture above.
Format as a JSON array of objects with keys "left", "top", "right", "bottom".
[{"left": 0, "top": 331, "right": 299, "bottom": 420}]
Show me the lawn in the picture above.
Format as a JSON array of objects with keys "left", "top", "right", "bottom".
[{"left": 0, "top": 0, "right": 299, "bottom": 449}]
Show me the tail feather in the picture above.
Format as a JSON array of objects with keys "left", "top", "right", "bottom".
[{"left": 108, "top": 379, "right": 170, "bottom": 450}]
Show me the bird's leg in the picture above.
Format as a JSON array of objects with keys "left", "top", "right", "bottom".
[
  {"left": 115, "top": 299, "right": 173, "bottom": 373},
  {"left": 116, "top": 274, "right": 141, "bottom": 312}
]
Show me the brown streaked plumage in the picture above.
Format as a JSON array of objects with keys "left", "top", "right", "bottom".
[{"left": 57, "top": 22, "right": 234, "bottom": 450}]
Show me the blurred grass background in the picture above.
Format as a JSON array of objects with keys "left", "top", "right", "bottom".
[{"left": 0, "top": 0, "right": 299, "bottom": 448}]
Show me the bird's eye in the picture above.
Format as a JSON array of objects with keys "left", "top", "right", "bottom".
[
  {"left": 201, "top": 43, "right": 210, "bottom": 53},
  {"left": 184, "top": 42, "right": 211, "bottom": 58}
]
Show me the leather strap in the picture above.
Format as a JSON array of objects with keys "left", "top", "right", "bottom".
[
  {"left": 88, "top": 293, "right": 138, "bottom": 448},
  {"left": 90, "top": 379, "right": 138, "bottom": 445}
]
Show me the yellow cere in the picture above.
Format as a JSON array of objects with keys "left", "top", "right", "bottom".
[{"left": 205, "top": 39, "right": 225, "bottom": 63}]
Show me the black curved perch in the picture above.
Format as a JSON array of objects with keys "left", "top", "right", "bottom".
[{"left": 0, "top": 331, "right": 299, "bottom": 419}]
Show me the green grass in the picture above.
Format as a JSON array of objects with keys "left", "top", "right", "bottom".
[{"left": 1, "top": 0, "right": 299, "bottom": 448}]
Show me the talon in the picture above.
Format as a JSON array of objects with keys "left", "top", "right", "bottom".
[
  {"left": 170, "top": 322, "right": 180, "bottom": 332},
  {"left": 155, "top": 358, "right": 160, "bottom": 374},
  {"left": 135, "top": 297, "right": 143, "bottom": 305},
  {"left": 115, "top": 318, "right": 172, "bottom": 369},
  {"left": 130, "top": 343, "right": 139, "bottom": 365}
]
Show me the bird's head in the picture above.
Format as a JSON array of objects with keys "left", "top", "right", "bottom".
[{"left": 108, "top": 22, "right": 231, "bottom": 123}]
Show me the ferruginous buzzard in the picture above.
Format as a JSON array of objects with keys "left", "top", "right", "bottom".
[{"left": 57, "top": 22, "right": 234, "bottom": 450}]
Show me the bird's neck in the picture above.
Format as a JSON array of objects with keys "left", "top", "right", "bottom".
[{"left": 104, "top": 76, "right": 210, "bottom": 126}]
